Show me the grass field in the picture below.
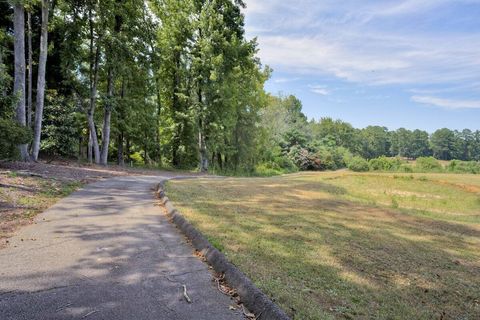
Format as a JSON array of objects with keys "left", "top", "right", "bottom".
[{"left": 166, "top": 172, "right": 480, "bottom": 319}]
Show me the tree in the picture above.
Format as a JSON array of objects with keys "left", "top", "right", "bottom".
[
  {"left": 360, "top": 126, "right": 390, "bottom": 159},
  {"left": 472, "top": 131, "right": 480, "bottom": 161},
  {"left": 153, "top": 0, "right": 195, "bottom": 167},
  {"left": 31, "top": 0, "right": 50, "bottom": 161},
  {"left": 390, "top": 128, "right": 413, "bottom": 158},
  {"left": 311, "top": 118, "right": 358, "bottom": 153},
  {"left": 410, "top": 129, "right": 431, "bottom": 159},
  {"left": 430, "top": 128, "right": 458, "bottom": 160},
  {"left": 13, "top": 2, "right": 29, "bottom": 161},
  {"left": 26, "top": 8, "right": 32, "bottom": 128}
]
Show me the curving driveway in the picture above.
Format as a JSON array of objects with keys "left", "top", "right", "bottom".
[{"left": 0, "top": 176, "right": 243, "bottom": 320}]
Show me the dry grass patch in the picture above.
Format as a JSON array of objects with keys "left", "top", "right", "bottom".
[
  {"left": 167, "top": 172, "right": 480, "bottom": 319},
  {"left": 0, "top": 170, "right": 82, "bottom": 245}
]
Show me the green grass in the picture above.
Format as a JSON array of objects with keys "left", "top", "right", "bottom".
[{"left": 166, "top": 172, "right": 480, "bottom": 319}]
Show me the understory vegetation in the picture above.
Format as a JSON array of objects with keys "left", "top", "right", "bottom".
[{"left": 167, "top": 172, "right": 480, "bottom": 319}]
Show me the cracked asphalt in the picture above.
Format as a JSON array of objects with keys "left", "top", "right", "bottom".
[{"left": 0, "top": 176, "right": 244, "bottom": 320}]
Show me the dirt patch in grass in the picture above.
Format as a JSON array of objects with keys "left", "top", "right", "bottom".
[
  {"left": 0, "top": 160, "right": 177, "bottom": 183},
  {"left": 167, "top": 172, "right": 480, "bottom": 320},
  {"left": 0, "top": 170, "right": 83, "bottom": 246}
]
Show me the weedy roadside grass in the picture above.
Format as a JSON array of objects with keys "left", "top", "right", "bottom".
[
  {"left": 0, "top": 170, "right": 83, "bottom": 243},
  {"left": 167, "top": 172, "right": 480, "bottom": 320}
]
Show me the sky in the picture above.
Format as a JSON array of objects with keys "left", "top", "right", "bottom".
[{"left": 242, "top": 0, "right": 480, "bottom": 132}]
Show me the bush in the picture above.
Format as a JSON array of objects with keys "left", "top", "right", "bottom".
[
  {"left": 398, "top": 164, "right": 414, "bottom": 173},
  {"left": 314, "top": 147, "right": 350, "bottom": 171},
  {"left": 254, "top": 163, "right": 284, "bottom": 176},
  {"left": 0, "top": 118, "right": 32, "bottom": 159},
  {"left": 130, "top": 151, "right": 144, "bottom": 165},
  {"left": 287, "top": 146, "right": 321, "bottom": 171},
  {"left": 314, "top": 148, "right": 335, "bottom": 170},
  {"left": 447, "top": 160, "right": 480, "bottom": 174},
  {"left": 336, "top": 147, "right": 353, "bottom": 168},
  {"left": 369, "top": 156, "right": 403, "bottom": 171},
  {"left": 347, "top": 156, "right": 369, "bottom": 172},
  {"left": 287, "top": 145, "right": 351, "bottom": 172},
  {"left": 415, "top": 157, "right": 443, "bottom": 172},
  {"left": 272, "top": 156, "right": 298, "bottom": 173}
]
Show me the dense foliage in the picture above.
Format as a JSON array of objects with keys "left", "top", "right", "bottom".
[{"left": 1, "top": 1, "right": 479, "bottom": 175}]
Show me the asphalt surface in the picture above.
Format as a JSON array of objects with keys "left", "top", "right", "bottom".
[{"left": 0, "top": 176, "right": 244, "bottom": 320}]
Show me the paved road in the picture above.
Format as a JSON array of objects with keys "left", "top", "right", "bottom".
[{"left": 0, "top": 176, "right": 243, "bottom": 320}]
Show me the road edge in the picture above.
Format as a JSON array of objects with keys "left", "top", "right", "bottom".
[{"left": 155, "top": 179, "right": 291, "bottom": 320}]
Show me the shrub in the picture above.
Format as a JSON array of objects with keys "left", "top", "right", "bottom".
[
  {"left": 447, "top": 160, "right": 480, "bottom": 174},
  {"left": 369, "top": 156, "right": 403, "bottom": 171},
  {"left": 288, "top": 146, "right": 351, "bottom": 172},
  {"left": 336, "top": 147, "right": 352, "bottom": 168},
  {"left": 0, "top": 118, "right": 32, "bottom": 159},
  {"left": 254, "top": 163, "right": 284, "bottom": 176},
  {"left": 273, "top": 156, "right": 298, "bottom": 173},
  {"left": 347, "top": 156, "right": 369, "bottom": 172},
  {"left": 314, "top": 148, "right": 336, "bottom": 170},
  {"left": 398, "top": 164, "right": 414, "bottom": 173},
  {"left": 130, "top": 151, "right": 144, "bottom": 165},
  {"left": 287, "top": 146, "right": 321, "bottom": 171},
  {"left": 415, "top": 157, "right": 443, "bottom": 172},
  {"left": 315, "top": 146, "right": 351, "bottom": 171}
]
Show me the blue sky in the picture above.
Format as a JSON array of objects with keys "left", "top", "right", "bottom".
[{"left": 242, "top": 0, "right": 480, "bottom": 132}]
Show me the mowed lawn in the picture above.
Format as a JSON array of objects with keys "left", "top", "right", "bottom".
[{"left": 166, "top": 172, "right": 480, "bottom": 320}]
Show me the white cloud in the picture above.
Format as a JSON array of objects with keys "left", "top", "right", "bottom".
[
  {"left": 273, "top": 77, "right": 300, "bottom": 84},
  {"left": 244, "top": 0, "right": 480, "bottom": 113},
  {"left": 244, "top": 0, "right": 480, "bottom": 87},
  {"left": 253, "top": 32, "right": 480, "bottom": 86},
  {"left": 309, "top": 85, "right": 330, "bottom": 96},
  {"left": 412, "top": 96, "right": 480, "bottom": 109},
  {"left": 243, "top": 2, "right": 271, "bottom": 14}
]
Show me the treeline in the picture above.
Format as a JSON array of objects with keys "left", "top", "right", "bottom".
[
  {"left": 1, "top": 1, "right": 479, "bottom": 175},
  {"left": 309, "top": 118, "right": 480, "bottom": 162},
  {"left": 255, "top": 95, "right": 480, "bottom": 175}
]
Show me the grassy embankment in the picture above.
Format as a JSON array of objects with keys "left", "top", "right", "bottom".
[
  {"left": 167, "top": 172, "right": 480, "bottom": 319},
  {"left": 0, "top": 170, "right": 82, "bottom": 243}
]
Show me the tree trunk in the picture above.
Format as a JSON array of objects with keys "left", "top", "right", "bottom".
[
  {"left": 0, "top": 47, "right": 5, "bottom": 97},
  {"left": 155, "top": 77, "right": 162, "bottom": 165},
  {"left": 233, "top": 124, "right": 240, "bottom": 173},
  {"left": 88, "top": 9, "right": 101, "bottom": 164},
  {"left": 78, "top": 136, "right": 82, "bottom": 160},
  {"left": 198, "top": 121, "right": 208, "bottom": 173},
  {"left": 125, "top": 138, "right": 131, "bottom": 165},
  {"left": 87, "top": 110, "right": 100, "bottom": 163},
  {"left": 31, "top": 0, "right": 49, "bottom": 161},
  {"left": 171, "top": 51, "right": 181, "bottom": 166},
  {"left": 197, "top": 86, "right": 208, "bottom": 172},
  {"left": 117, "top": 132, "right": 124, "bottom": 166},
  {"left": 13, "top": 4, "right": 29, "bottom": 161},
  {"left": 217, "top": 153, "right": 223, "bottom": 170},
  {"left": 27, "top": 11, "right": 32, "bottom": 129},
  {"left": 100, "top": 67, "right": 113, "bottom": 165},
  {"left": 88, "top": 130, "right": 93, "bottom": 164},
  {"left": 117, "top": 79, "right": 125, "bottom": 166}
]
